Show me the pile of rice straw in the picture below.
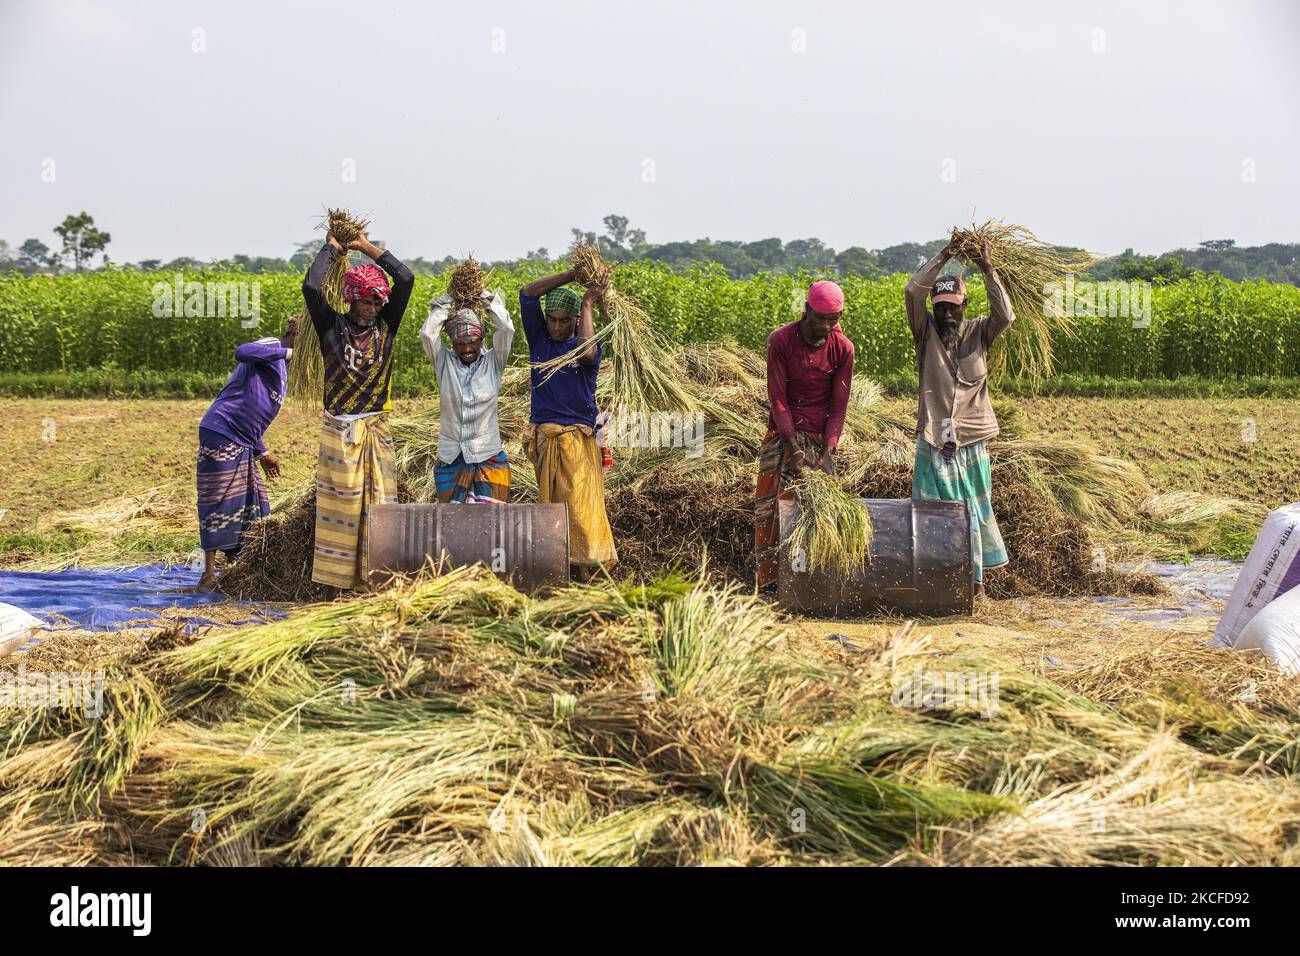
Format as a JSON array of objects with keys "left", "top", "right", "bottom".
[
  {"left": 5, "top": 566, "right": 1300, "bottom": 866},
  {"left": 785, "top": 470, "right": 873, "bottom": 576},
  {"left": 286, "top": 208, "right": 369, "bottom": 408},
  {"left": 947, "top": 221, "right": 1098, "bottom": 380}
]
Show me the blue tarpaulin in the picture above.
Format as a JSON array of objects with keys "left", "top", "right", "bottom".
[{"left": 0, "top": 564, "right": 284, "bottom": 632}]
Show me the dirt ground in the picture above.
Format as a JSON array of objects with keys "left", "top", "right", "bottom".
[
  {"left": 0, "top": 398, "right": 425, "bottom": 531},
  {"left": 789, "top": 591, "right": 1221, "bottom": 669}
]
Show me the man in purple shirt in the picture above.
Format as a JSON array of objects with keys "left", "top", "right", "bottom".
[{"left": 195, "top": 317, "right": 297, "bottom": 591}]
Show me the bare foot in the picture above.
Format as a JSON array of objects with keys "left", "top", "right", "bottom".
[
  {"left": 974, "top": 582, "right": 986, "bottom": 599},
  {"left": 196, "top": 572, "right": 220, "bottom": 593}
]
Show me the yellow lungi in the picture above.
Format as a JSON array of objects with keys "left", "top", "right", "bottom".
[
  {"left": 312, "top": 412, "right": 398, "bottom": 590},
  {"left": 525, "top": 422, "right": 617, "bottom": 569}
]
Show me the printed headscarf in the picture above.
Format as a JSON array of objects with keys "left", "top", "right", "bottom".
[
  {"left": 447, "top": 308, "right": 485, "bottom": 344},
  {"left": 342, "top": 264, "right": 392, "bottom": 304},
  {"left": 543, "top": 286, "right": 582, "bottom": 318}
]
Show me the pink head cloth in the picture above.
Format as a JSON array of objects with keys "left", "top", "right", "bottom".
[
  {"left": 806, "top": 280, "right": 845, "bottom": 314},
  {"left": 342, "top": 264, "right": 391, "bottom": 304}
]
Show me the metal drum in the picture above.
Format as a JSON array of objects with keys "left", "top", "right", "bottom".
[
  {"left": 366, "top": 503, "right": 570, "bottom": 592},
  {"left": 776, "top": 498, "right": 973, "bottom": 617}
]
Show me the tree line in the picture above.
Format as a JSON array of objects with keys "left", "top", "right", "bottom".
[{"left": 4, "top": 212, "right": 1297, "bottom": 285}]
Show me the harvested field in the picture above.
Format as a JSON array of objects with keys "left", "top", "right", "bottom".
[{"left": 2, "top": 394, "right": 1287, "bottom": 571}]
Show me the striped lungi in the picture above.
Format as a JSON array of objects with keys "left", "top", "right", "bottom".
[
  {"left": 754, "top": 428, "right": 826, "bottom": 590},
  {"left": 312, "top": 412, "right": 398, "bottom": 590},
  {"left": 911, "top": 437, "right": 1008, "bottom": 584},
  {"left": 196, "top": 427, "right": 268, "bottom": 557},
  {"left": 525, "top": 422, "right": 617, "bottom": 570},
  {"left": 435, "top": 451, "right": 511, "bottom": 504}
]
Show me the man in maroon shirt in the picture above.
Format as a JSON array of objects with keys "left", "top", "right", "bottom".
[{"left": 754, "top": 281, "right": 856, "bottom": 590}]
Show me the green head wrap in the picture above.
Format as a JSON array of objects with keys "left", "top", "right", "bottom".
[{"left": 544, "top": 286, "right": 583, "bottom": 318}]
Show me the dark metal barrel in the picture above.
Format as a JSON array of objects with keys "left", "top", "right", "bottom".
[
  {"left": 777, "top": 498, "right": 973, "bottom": 617},
  {"left": 366, "top": 503, "right": 570, "bottom": 592}
]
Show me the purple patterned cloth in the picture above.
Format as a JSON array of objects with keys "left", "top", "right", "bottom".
[
  {"left": 199, "top": 338, "right": 289, "bottom": 457},
  {"left": 196, "top": 427, "right": 269, "bottom": 556}
]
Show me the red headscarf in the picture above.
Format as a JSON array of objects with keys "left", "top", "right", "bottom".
[{"left": 342, "top": 264, "right": 391, "bottom": 304}]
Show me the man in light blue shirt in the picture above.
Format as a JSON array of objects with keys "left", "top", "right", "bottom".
[{"left": 419, "top": 291, "right": 515, "bottom": 503}]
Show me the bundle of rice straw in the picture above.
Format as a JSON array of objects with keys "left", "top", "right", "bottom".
[
  {"left": 447, "top": 256, "right": 494, "bottom": 317},
  {"left": 785, "top": 470, "right": 873, "bottom": 577},
  {"left": 532, "top": 243, "right": 698, "bottom": 415},
  {"left": 947, "top": 220, "right": 1098, "bottom": 380},
  {"left": 287, "top": 208, "right": 370, "bottom": 408}
]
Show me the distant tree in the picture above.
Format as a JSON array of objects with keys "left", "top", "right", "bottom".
[
  {"left": 834, "top": 246, "right": 881, "bottom": 277},
  {"left": 18, "top": 238, "right": 56, "bottom": 273},
  {"left": 224, "top": 253, "right": 295, "bottom": 273},
  {"left": 288, "top": 238, "right": 324, "bottom": 270},
  {"left": 876, "top": 240, "right": 948, "bottom": 275},
  {"left": 570, "top": 227, "right": 599, "bottom": 249},
  {"left": 1105, "top": 252, "right": 1190, "bottom": 283},
  {"left": 136, "top": 259, "right": 162, "bottom": 271},
  {"left": 742, "top": 238, "right": 784, "bottom": 271},
  {"left": 1199, "top": 239, "right": 1236, "bottom": 253},
  {"left": 402, "top": 255, "right": 458, "bottom": 276},
  {"left": 785, "top": 239, "right": 835, "bottom": 271},
  {"left": 53, "top": 211, "right": 111, "bottom": 272}
]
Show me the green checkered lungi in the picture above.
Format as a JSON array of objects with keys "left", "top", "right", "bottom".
[{"left": 911, "top": 437, "right": 1008, "bottom": 584}]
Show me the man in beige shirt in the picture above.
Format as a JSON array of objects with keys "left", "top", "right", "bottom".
[{"left": 904, "top": 237, "right": 1014, "bottom": 596}]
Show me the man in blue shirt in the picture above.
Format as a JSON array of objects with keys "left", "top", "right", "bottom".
[{"left": 519, "top": 269, "right": 617, "bottom": 576}]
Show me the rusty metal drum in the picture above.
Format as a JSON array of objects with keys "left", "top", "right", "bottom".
[
  {"left": 366, "top": 503, "right": 570, "bottom": 592},
  {"left": 776, "top": 498, "right": 973, "bottom": 617}
]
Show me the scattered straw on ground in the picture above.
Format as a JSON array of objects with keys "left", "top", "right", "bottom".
[{"left": 2, "top": 567, "right": 1296, "bottom": 867}]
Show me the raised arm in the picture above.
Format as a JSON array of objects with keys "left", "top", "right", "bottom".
[
  {"left": 520, "top": 268, "right": 577, "bottom": 300},
  {"left": 485, "top": 291, "right": 515, "bottom": 369},
  {"left": 235, "top": 337, "right": 291, "bottom": 366},
  {"left": 575, "top": 285, "right": 601, "bottom": 365},
  {"left": 419, "top": 297, "right": 451, "bottom": 380},
  {"left": 302, "top": 241, "right": 342, "bottom": 337},
  {"left": 976, "top": 240, "right": 1015, "bottom": 347},
  {"left": 905, "top": 240, "right": 956, "bottom": 343}
]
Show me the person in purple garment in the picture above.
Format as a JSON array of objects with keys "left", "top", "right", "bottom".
[{"left": 194, "top": 317, "right": 298, "bottom": 591}]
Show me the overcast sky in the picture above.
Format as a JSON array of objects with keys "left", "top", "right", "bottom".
[{"left": 2, "top": 0, "right": 1297, "bottom": 263}]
